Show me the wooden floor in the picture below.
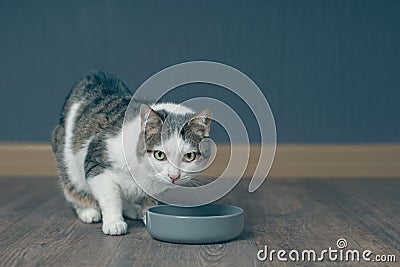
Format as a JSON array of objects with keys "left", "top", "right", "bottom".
[{"left": 0, "top": 177, "right": 399, "bottom": 266}]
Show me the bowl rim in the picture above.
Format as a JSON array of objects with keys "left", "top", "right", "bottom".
[{"left": 147, "top": 204, "right": 244, "bottom": 220}]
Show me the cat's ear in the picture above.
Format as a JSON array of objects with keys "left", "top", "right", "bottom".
[
  {"left": 189, "top": 108, "right": 213, "bottom": 137},
  {"left": 140, "top": 104, "right": 163, "bottom": 132}
]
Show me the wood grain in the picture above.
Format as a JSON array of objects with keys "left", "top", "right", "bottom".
[
  {"left": 0, "top": 177, "right": 399, "bottom": 266},
  {"left": 1, "top": 143, "right": 400, "bottom": 178}
]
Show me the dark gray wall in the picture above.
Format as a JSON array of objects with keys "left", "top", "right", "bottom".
[{"left": 1, "top": 0, "right": 399, "bottom": 143}]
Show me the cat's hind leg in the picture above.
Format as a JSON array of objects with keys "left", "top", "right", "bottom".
[
  {"left": 52, "top": 122, "right": 102, "bottom": 224},
  {"left": 76, "top": 207, "right": 101, "bottom": 223},
  {"left": 62, "top": 183, "right": 101, "bottom": 223},
  {"left": 53, "top": 141, "right": 101, "bottom": 223}
]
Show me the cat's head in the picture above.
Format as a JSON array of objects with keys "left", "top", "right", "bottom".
[{"left": 138, "top": 103, "right": 213, "bottom": 186}]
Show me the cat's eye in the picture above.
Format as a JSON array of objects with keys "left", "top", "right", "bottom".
[
  {"left": 184, "top": 152, "right": 197, "bottom": 162},
  {"left": 153, "top": 150, "right": 166, "bottom": 161}
]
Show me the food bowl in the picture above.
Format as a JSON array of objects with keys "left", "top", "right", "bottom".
[{"left": 146, "top": 204, "right": 244, "bottom": 244}]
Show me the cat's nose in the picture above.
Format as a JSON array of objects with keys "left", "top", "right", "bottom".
[{"left": 168, "top": 173, "right": 180, "bottom": 183}]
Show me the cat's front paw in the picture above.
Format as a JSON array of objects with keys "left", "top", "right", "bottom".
[{"left": 102, "top": 220, "right": 128, "bottom": 235}]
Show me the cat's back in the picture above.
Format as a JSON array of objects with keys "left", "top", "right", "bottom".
[
  {"left": 52, "top": 71, "right": 142, "bottom": 154},
  {"left": 73, "top": 71, "right": 131, "bottom": 99},
  {"left": 65, "top": 71, "right": 132, "bottom": 111}
]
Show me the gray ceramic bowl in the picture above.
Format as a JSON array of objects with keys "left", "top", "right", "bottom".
[{"left": 146, "top": 204, "right": 244, "bottom": 244}]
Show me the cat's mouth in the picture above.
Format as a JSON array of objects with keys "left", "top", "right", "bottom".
[
  {"left": 169, "top": 177, "right": 190, "bottom": 186},
  {"left": 164, "top": 176, "right": 194, "bottom": 187}
]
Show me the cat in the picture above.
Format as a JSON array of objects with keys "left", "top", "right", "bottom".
[{"left": 51, "top": 71, "right": 212, "bottom": 235}]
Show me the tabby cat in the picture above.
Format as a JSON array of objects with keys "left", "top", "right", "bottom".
[{"left": 51, "top": 71, "right": 212, "bottom": 235}]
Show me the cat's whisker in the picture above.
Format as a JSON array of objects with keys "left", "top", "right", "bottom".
[
  {"left": 198, "top": 176, "right": 218, "bottom": 182},
  {"left": 197, "top": 173, "right": 219, "bottom": 179},
  {"left": 186, "top": 178, "right": 213, "bottom": 187},
  {"left": 192, "top": 176, "right": 217, "bottom": 183}
]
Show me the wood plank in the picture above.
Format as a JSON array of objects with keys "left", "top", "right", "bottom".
[
  {"left": 242, "top": 179, "right": 400, "bottom": 266},
  {"left": 0, "top": 177, "right": 261, "bottom": 266},
  {"left": 0, "top": 177, "right": 56, "bottom": 233},
  {"left": 0, "top": 183, "right": 124, "bottom": 266},
  {"left": 323, "top": 179, "right": 400, "bottom": 252},
  {"left": 1, "top": 143, "right": 400, "bottom": 178},
  {"left": 0, "top": 177, "right": 399, "bottom": 266}
]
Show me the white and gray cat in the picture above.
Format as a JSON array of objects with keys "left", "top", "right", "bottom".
[{"left": 51, "top": 71, "right": 212, "bottom": 235}]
